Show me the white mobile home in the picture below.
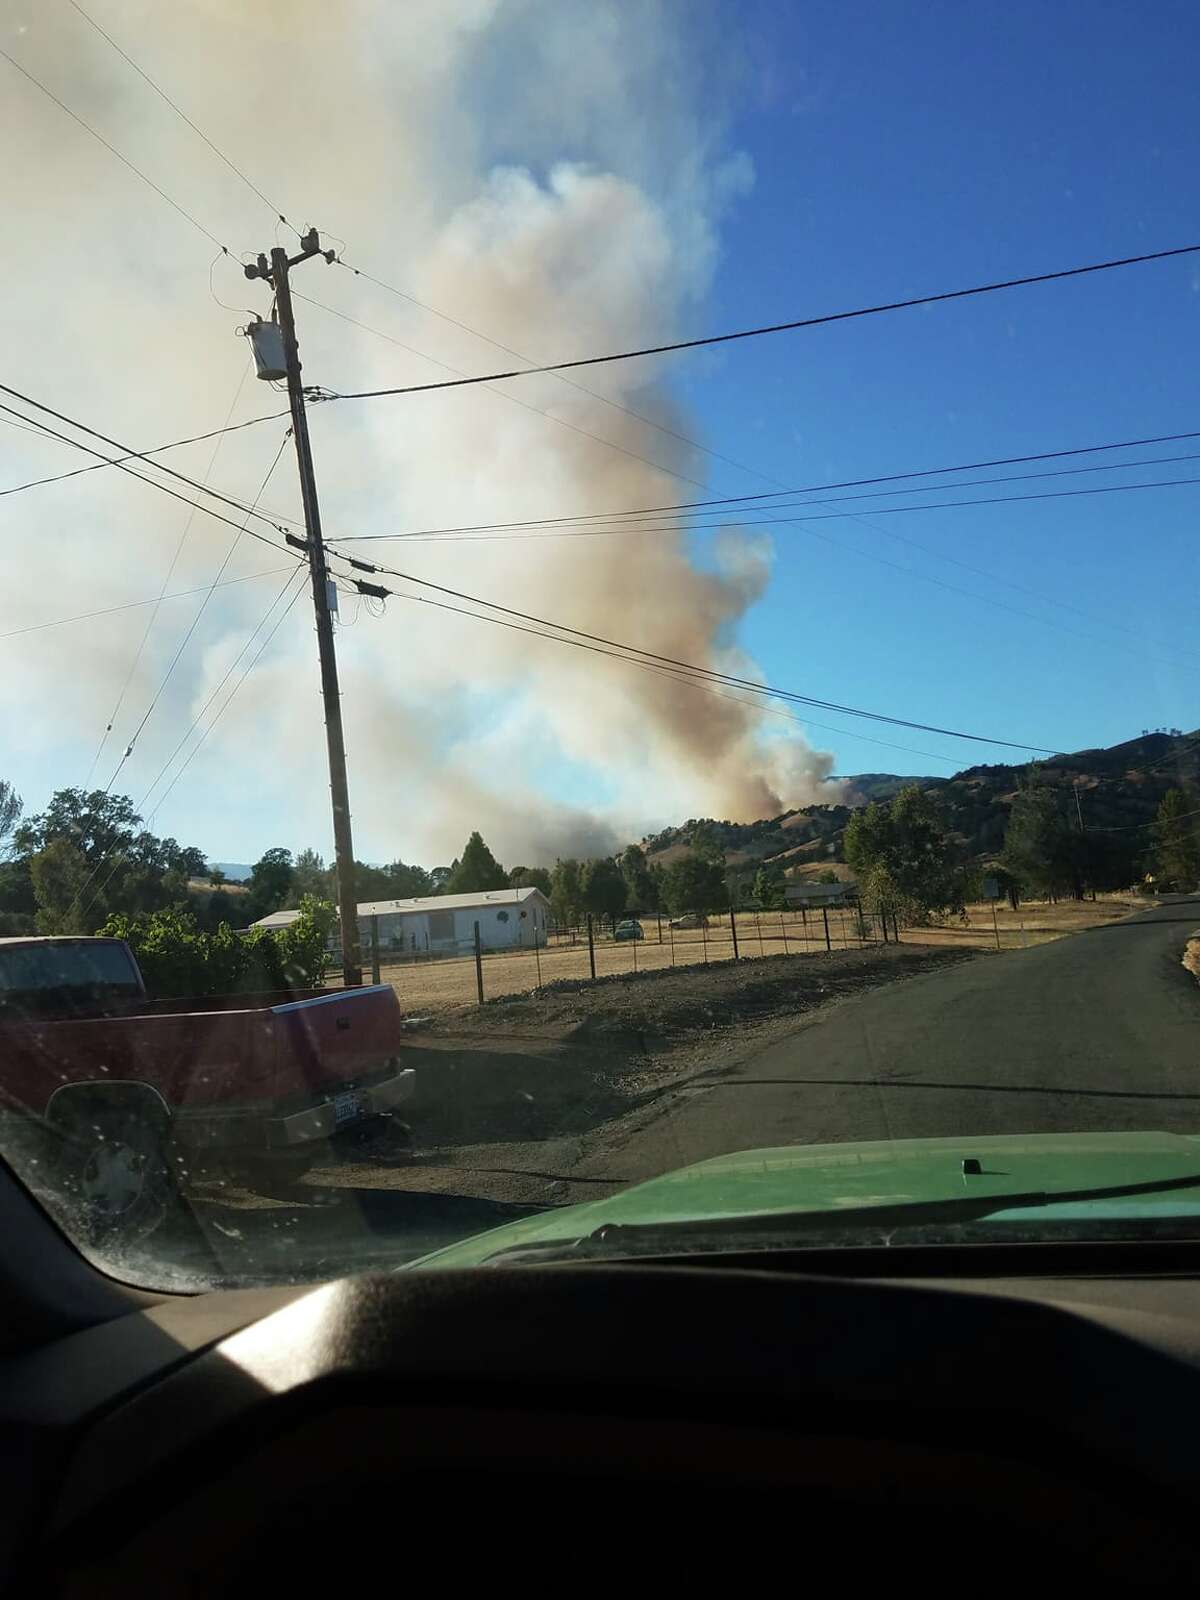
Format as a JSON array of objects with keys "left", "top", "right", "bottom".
[
  {"left": 356, "top": 887, "right": 549, "bottom": 955},
  {"left": 251, "top": 887, "right": 551, "bottom": 955}
]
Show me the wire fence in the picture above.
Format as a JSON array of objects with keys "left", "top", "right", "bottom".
[{"left": 329, "top": 905, "right": 890, "bottom": 1012}]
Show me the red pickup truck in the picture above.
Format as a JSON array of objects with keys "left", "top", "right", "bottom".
[{"left": 0, "top": 934, "right": 414, "bottom": 1242}]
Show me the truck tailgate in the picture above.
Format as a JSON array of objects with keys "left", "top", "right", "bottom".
[{"left": 267, "top": 984, "right": 404, "bottom": 1102}]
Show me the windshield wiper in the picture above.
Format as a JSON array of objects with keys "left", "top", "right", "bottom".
[{"left": 482, "top": 1170, "right": 1200, "bottom": 1264}]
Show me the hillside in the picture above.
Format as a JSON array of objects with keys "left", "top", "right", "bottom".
[{"left": 643, "top": 730, "right": 1200, "bottom": 883}]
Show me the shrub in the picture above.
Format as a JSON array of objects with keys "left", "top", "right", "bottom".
[{"left": 98, "top": 897, "right": 336, "bottom": 999}]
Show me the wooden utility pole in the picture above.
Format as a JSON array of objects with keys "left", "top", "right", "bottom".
[{"left": 245, "top": 231, "right": 362, "bottom": 986}]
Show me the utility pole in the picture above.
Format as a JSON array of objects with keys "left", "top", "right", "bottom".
[{"left": 245, "top": 230, "right": 362, "bottom": 986}]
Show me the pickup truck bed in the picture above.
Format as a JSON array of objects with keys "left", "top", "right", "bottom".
[{"left": 0, "top": 937, "right": 414, "bottom": 1242}]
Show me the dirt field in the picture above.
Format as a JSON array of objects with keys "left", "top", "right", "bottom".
[{"left": 377, "top": 896, "right": 1142, "bottom": 1017}]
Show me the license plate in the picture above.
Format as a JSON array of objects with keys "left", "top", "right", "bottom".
[{"left": 333, "top": 1090, "right": 362, "bottom": 1127}]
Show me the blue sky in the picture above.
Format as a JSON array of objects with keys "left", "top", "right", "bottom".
[
  {"left": 670, "top": 0, "right": 1199, "bottom": 776},
  {"left": 3, "top": 0, "right": 1197, "bottom": 867}
]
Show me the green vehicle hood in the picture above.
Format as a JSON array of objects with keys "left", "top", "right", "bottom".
[{"left": 407, "top": 1130, "right": 1200, "bottom": 1269}]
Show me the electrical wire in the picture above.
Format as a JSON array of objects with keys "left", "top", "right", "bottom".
[
  {"left": 0, "top": 567, "right": 296, "bottom": 642},
  {"left": 0, "top": 382, "right": 291, "bottom": 540},
  {"left": 143, "top": 575, "right": 306, "bottom": 825},
  {"left": 100, "top": 431, "right": 292, "bottom": 795},
  {"left": 0, "top": 42, "right": 230, "bottom": 253},
  {"left": 140, "top": 567, "right": 307, "bottom": 817},
  {"left": 330, "top": 429, "right": 1200, "bottom": 540},
  {"left": 334, "top": 472, "right": 1200, "bottom": 545},
  {"left": 76, "top": 571, "right": 308, "bottom": 922},
  {"left": 64, "top": 0, "right": 299, "bottom": 237},
  {"left": 0, "top": 405, "right": 291, "bottom": 501},
  {"left": 0, "top": 398, "right": 296, "bottom": 558},
  {"left": 322, "top": 244, "right": 1200, "bottom": 403},
  {"left": 327, "top": 553, "right": 1056, "bottom": 755},
  {"left": 294, "top": 289, "right": 707, "bottom": 492},
  {"left": 85, "top": 359, "right": 252, "bottom": 785}
]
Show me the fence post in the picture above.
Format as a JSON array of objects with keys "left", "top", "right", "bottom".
[
  {"left": 756, "top": 911, "right": 765, "bottom": 957},
  {"left": 370, "top": 914, "right": 381, "bottom": 985},
  {"left": 730, "top": 900, "right": 740, "bottom": 961},
  {"left": 657, "top": 913, "right": 663, "bottom": 943},
  {"left": 632, "top": 929, "right": 638, "bottom": 971},
  {"left": 587, "top": 913, "right": 596, "bottom": 980},
  {"left": 669, "top": 917, "right": 676, "bottom": 966},
  {"left": 822, "top": 905, "right": 832, "bottom": 954},
  {"left": 534, "top": 927, "right": 542, "bottom": 988},
  {"left": 780, "top": 911, "right": 789, "bottom": 955},
  {"left": 474, "top": 920, "right": 484, "bottom": 1005}
]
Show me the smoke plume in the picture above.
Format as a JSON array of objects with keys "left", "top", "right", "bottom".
[{"left": 0, "top": 0, "right": 840, "bottom": 867}]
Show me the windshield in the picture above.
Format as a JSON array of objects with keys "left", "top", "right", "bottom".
[{"left": 1, "top": 1, "right": 1198, "bottom": 1290}]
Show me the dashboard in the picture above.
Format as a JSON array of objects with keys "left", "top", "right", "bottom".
[{"left": 5, "top": 1254, "right": 1200, "bottom": 1590}]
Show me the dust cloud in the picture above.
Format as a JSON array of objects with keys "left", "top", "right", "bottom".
[{"left": 0, "top": 0, "right": 840, "bottom": 868}]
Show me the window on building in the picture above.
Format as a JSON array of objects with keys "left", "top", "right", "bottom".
[
  {"left": 497, "top": 910, "right": 510, "bottom": 923},
  {"left": 428, "top": 910, "right": 454, "bottom": 941}
]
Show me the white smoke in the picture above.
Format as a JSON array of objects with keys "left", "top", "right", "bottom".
[{"left": 0, "top": 0, "right": 840, "bottom": 868}]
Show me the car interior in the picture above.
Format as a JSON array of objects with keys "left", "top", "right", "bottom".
[{"left": 6, "top": 1156, "right": 1200, "bottom": 1592}]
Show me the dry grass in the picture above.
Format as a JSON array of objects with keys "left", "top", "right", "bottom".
[
  {"left": 378, "top": 895, "right": 1144, "bottom": 1016},
  {"left": 384, "top": 909, "right": 863, "bottom": 1015},
  {"left": 896, "top": 895, "right": 1142, "bottom": 952}
]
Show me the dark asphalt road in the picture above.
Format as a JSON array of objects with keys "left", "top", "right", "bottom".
[{"left": 579, "top": 896, "right": 1200, "bottom": 1184}]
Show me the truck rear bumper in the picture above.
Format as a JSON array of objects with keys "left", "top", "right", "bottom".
[{"left": 173, "top": 1062, "right": 416, "bottom": 1152}]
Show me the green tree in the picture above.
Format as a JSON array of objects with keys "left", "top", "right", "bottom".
[
  {"left": 444, "top": 832, "right": 507, "bottom": 894},
  {"left": 29, "top": 839, "right": 93, "bottom": 934},
  {"left": 550, "top": 858, "right": 583, "bottom": 926},
  {"left": 207, "top": 865, "right": 227, "bottom": 887},
  {"left": 581, "top": 857, "right": 628, "bottom": 927},
  {"left": 275, "top": 896, "right": 337, "bottom": 987},
  {"left": 289, "top": 847, "right": 328, "bottom": 903},
  {"left": 16, "top": 788, "right": 139, "bottom": 863},
  {"left": 619, "top": 844, "right": 657, "bottom": 912},
  {"left": 1001, "top": 785, "right": 1084, "bottom": 899},
  {"left": 246, "top": 847, "right": 295, "bottom": 920},
  {"left": 844, "top": 784, "right": 965, "bottom": 918},
  {"left": 0, "top": 856, "right": 36, "bottom": 917},
  {"left": 508, "top": 865, "right": 553, "bottom": 896},
  {"left": 752, "top": 861, "right": 787, "bottom": 909},
  {"left": 1153, "top": 788, "right": 1200, "bottom": 889},
  {"left": 384, "top": 860, "right": 434, "bottom": 897},
  {"left": 662, "top": 851, "right": 728, "bottom": 917},
  {"left": 0, "top": 779, "right": 22, "bottom": 857}
]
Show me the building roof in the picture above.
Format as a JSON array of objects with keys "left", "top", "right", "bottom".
[
  {"left": 785, "top": 880, "right": 857, "bottom": 902},
  {"left": 249, "top": 886, "right": 549, "bottom": 930},
  {"left": 357, "top": 886, "right": 549, "bottom": 917},
  {"left": 249, "top": 909, "right": 302, "bottom": 930}
]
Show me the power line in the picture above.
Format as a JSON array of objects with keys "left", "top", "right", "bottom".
[
  {"left": 76, "top": 570, "right": 308, "bottom": 922},
  {"left": 336, "top": 471, "right": 1200, "bottom": 546},
  {"left": 294, "top": 289, "right": 714, "bottom": 494},
  {"left": 0, "top": 381, "right": 291, "bottom": 540},
  {"left": 1090, "top": 805, "right": 1200, "bottom": 832},
  {"left": 380, "top": 581, "right": 967, "bottom": 770},
  {"left": 100, "top": 432, "right": 292, "bottom": 793},
  {"left": 140, "top": 567, "right": 307, "bottom": 817},
  {"left": 63, "top": 0, "right": 299, "bottom": 236},
  {"left": 322, "top": 244, "right": 1200, "bottom": 403},
  {"left": 0, "top": 567, "right": 296, "bottom": 642},
  {"left": 331, "top": 428, "right": 1200, "bottom": 540},
  {"left": 330, "top": 553, "right": 1055, "bottom": 754},
  {"left": 0, "top": 405, "right": 290, "bottom": 501},
  {"left": 145, "top": 574, "right": 306, "bottom": 824},
  {"left": 0, "top": 41, "right": 230, "bottom": 253},
  {"left": 86, "top": 359, "right": 253, "bottom": 785},
  {"left": 0, "top": 396, "right": 296, "bottom": 557}
]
